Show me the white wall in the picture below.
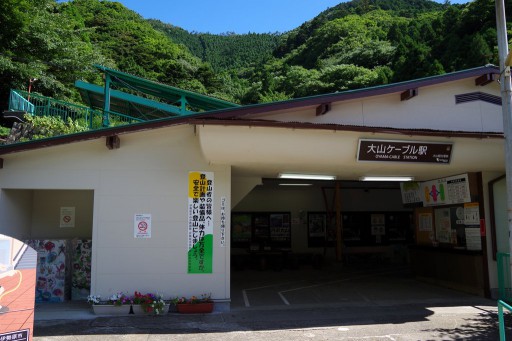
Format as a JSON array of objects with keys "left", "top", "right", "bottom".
[
  {"left": 249, "top": 78, "right": 502, "bottom": 133},
  {"left": 0, "top": 189, "right": 33, "bottom": 240},
  {"left": 31, "top": 190, "right": 93, "bottom": 239},
  {"left": 0, "top": 125, "right": 231, "bottom": 302}
]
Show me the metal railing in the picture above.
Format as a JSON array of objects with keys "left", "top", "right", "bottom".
[
  {"left": 9, "top": 90, "right": 34, "bottom": 113},
  {"left": 497, "top": 252, "right": 512, "bottom": 340},
  {"left": 7, "top": 89, "right": 145, "bottom": 130}
]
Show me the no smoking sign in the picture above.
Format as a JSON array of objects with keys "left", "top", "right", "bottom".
[{"left": 134, "top": 214, "right": 151, "bottom": 238}]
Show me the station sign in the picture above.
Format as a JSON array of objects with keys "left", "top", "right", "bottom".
[{"left": 357, "top": 139, "right": 452, "bottom": 164}]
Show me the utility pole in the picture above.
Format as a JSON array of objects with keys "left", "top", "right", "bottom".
[{"left": 495, "top": 1, "right": 512, "bottom": 256}]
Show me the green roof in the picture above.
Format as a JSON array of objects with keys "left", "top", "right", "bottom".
[{"left": 76, "top": 64, "right": 239, "bottom": 120}]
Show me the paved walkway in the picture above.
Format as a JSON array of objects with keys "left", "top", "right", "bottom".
[{"left": 33, "top": 264, "right": 512, "bottom": 340}]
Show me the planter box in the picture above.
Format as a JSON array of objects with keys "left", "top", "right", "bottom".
[
  {"left": 92, "top": 304, "right": 169, "bottom": 315},
  {"left": 176, "top": 302, "right": 214, "bottom": 314}
]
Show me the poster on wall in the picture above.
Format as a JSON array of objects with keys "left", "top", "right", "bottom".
[
  {"left": 434, "top": 208, "right": 451, "bottom": 243},
  {"left": 464, "top": 202, "right": 480, "bottom": 225},
  {"left": 188, "top": 171, "right": 214, "bottom": 274},
  {"left": 269, "top": 213, "right": 291, "bottom": 246},
  {"left": 231, "top": 213, "right": 252, "bottom": 246},
  {"left": 220, "top": 197, "right": 226, "bottom": 248},
  {"left": 26, "top": 240, "right": 66, "bottom": 302},
  {"left": 134, "top": 214, "right": 152, "bottom": 239},
  {"left": 418, "top": 212, "right": 433, "bottom": 232},
  {"left": 71, "top": 239, "right": 92, "bottom": 300},
  {"left": 465, "top": 228, "right": 482, "bottom": 250},
  {"left": 0, "top": 234, "right": 37, "bottom": 340},
  {"left": 400, "top": 182, "right": 423, "bottom": 204},
  {"left": 422, "top": 174, "right": 471, "bottom": 207},
  {"left": 60, "top": 206, "right": 76, "bottom": 228}
]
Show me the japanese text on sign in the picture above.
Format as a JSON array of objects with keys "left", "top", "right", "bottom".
[
  {"left": 188, "top": 172, "right": 214, "bottom": 274},
  {"left": 358, "top": 139, "right": 452, "bottom": 164}
]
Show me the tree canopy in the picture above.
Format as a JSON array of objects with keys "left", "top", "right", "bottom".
[{"left": 0, "top": 0, "right": 508, "bottom": 110}]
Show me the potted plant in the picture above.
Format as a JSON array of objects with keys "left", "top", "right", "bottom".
[
  {"left": 172, "top": 293, "right": 214, "bottom": 314},
  {"left": 88, "top": 291, "right": 169, "bottom": 315},
  {"left": 131, "top": 291, "right": 167, "bottom": 315}
]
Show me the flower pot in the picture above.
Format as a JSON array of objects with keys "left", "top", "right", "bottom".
[
  {"left": 92, "top": 304, "right": 169, "bottom": 315},
  {"left": 176, "top": 302, "right": 214, "bottom": 314},
  {"left": 92, "top": 304, "right": 130, "bottom": 315}
]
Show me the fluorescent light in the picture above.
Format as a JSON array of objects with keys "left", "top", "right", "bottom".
[
  {"left": 278, "top": 173, "right": 336, "bottom": 181},
  {"left": 360, "top": 176, "right": 414, "bottom": 182},
  {"left": 279, "top": 183, "right": 313, "bottom": 186}
]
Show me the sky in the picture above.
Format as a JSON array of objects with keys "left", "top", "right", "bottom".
[{"left": 108, "top": 0, "right": 470, "bottom": 34}]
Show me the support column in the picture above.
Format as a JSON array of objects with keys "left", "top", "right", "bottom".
[
  {"left": 102, "top": 73, "right": 112, "bottom": 127},
  {"left": 335, "top": 181, "right": 343, "bottom": 262}
]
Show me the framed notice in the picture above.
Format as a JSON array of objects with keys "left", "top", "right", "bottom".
[
  {"left": 134, "top": 214, "right": 151, "bottom": 238},
  {"left": 60, "top": 207, "right": 75, "bottom": 228}
]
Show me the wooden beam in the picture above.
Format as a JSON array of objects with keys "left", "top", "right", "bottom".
[
  {"left": 400, "top": 88, "right": 418, "bottom": 101},
  {"left": 475, "top": 73, "right": 496, "bottom": 86},
  {"left": 316, "top": 103, "right": 331, "bottom": 116},
  {"left": 106, "top": 135, "right": 120, "bottom": 150}
]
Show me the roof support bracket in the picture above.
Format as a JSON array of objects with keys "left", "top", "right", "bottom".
[
  {"left": 400, "top": 88, "right": 418, "bottom": 101},
  {"left": 316, "top": 103, "right": 331, "bottom": 116},
  {"left": 475, "top": 73, "right": 496, "bottom": 86},
  {"left": 106, "top": 135, "right": 120, "bottom": 150}
]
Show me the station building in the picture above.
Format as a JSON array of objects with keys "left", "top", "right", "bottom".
[{"left": 0, "top": 65, "right": 506, "bottom": 310}]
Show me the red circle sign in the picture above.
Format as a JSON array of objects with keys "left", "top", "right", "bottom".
[
  {"left": 63, "top": 216, "right": 71, "bottom": 223},
  {"left": 138, "top": 221, "right": 148, "bottom": 232}
]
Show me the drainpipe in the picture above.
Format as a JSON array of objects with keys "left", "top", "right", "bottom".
[{"left": 495, "top": 1, "right": 512, "bottom": 259}]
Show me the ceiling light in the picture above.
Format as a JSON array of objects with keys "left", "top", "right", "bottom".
[
  {"left": 278, "top": 173, "right": 336, "bottom": 181},
  {"left": 279, "top": 183, "right": 313, "bottom": 186},
  {"left": 360, "top": 176, "right": 414, "bottom": 182}
]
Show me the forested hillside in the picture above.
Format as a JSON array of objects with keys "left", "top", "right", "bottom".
[
  {"left": 0, "top": 0, "right": 508, "bottom": 111},
  {"left": 149, "top": 20, "right": 282, "bottom": 72}
]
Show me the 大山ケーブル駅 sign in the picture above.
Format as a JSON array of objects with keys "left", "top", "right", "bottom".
[
  {"left": 357, "top": 139, "right": 452, "bottom": 164},
  {"left": 188, "top": 172, "right": 214, "bottom": 274}
]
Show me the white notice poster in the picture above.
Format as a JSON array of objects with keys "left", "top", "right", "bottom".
[
  {"left": 465, "top": 228, "right": 482, "bottom": 251},
  {"left": 60, "top": 207, "right": 76, "bottom": 228},
  {"left": 134, "top": 214, "right": 151, "bottom": 238}
]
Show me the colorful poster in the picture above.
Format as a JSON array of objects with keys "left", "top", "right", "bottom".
[
  {"left": 71, "top": 239, "right": 91, "bottom": 300},
  {"left": 134, "top": 214, "right": 152, "bottom": 239},
  {"left": 400, "top": 182, "right": 422, "bottom": 204},
  {"left": 422, "top": 173, "right": 471, "bottom": 207},
  {"left": 0, "top": 234, "right": 36, "bottom": 340},
  {"left": 464, "top": 203, "right": 480, "bottom": 225},
  {"left": 188, "top": 172, "right": 214, "bottom": 274},
  {"left": 26, "top": 240, "right": 66, "bottom": 302}
]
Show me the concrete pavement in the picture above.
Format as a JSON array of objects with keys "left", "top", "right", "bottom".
[{"left": 33, "top": 264, "right": 512, "bottom": 340}]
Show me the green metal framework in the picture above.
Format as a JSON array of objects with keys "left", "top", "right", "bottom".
[
  {"left": 7, "top": 89, "right": 144, "bottom": 129},
  {"left": 77, "top": 64, "right": 239, "bottom": 126}
]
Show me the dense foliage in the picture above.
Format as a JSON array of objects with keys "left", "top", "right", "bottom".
[{"left": 0, "top": 0, "right": 509, "bottom": 111}]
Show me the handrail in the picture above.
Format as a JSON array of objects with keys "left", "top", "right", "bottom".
[
  {"left": 7, "top": 89, "right": 146, "bottom": 130},
  {"left": 498, "top": 299, "right": 512, "bottom": 340},
  {"left": 8, "top": 90, "right": 34, "bottom": 113}
]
